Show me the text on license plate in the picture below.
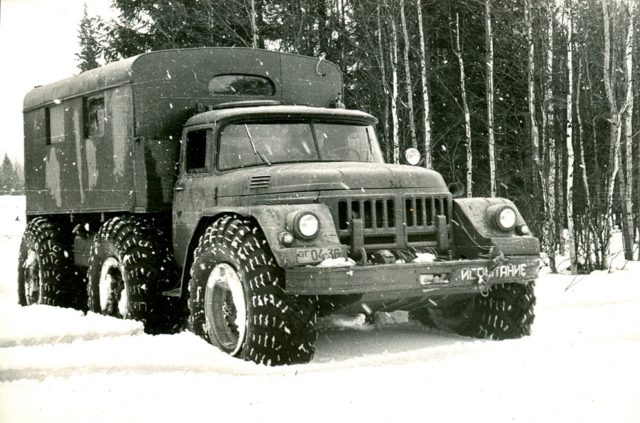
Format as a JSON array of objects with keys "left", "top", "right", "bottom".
[
  {"left": 296, "top": 247, "right": 342, "bottom": 264},
  {"left": 459, "top": 263, "right": 528, "bottom": 281}
]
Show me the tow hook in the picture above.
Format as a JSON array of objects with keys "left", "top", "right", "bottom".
[
  {"left": 477, "top": 274, "right": 490, "bottom": 297},
  {"left": 477, "top": 251, "right": 509, "bottom": 297}
]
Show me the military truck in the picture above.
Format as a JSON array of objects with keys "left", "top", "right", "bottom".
[{"left": 20, "top": 47, "right": 538, "bottom": 365}]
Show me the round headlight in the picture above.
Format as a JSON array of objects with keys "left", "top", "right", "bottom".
[
  {"left": 404, "top": 148, "right": 421, "bottom": 166},
  {"left": 496, "top": 207, "right": 517, "bottom": 231},
  {"left": 295, "top": 212, "right": 320, "bottom": 239}
]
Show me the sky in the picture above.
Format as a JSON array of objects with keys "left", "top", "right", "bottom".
[{"left": 0, "top": 0, "right": 113, "bottom": 163}]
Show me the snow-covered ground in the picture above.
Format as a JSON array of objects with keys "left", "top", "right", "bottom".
[{"left": 0, "top": 195, "right": 638, "bottom": 422}]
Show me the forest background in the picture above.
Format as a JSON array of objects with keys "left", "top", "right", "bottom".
[{"left": 71, "top": 0, "right": 639, "bottom": 273}]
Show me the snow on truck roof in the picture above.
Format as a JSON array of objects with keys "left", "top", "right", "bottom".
[
  {"left": 23, "top": 47, "right": 343, "bottom": 112},
  {"left": 24, "top": 55, "right": 137, "bottom": 112},
  {"left": 185, "top": 105, "right": 378, "bottom": 127}
]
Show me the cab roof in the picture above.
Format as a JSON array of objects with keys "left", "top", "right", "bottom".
[{"left": 184, "top": 105, "right": 378, "bottom": 127}]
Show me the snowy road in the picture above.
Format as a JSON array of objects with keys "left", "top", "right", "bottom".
[{"left": 0, "top": 196, "right": 638, "bottom": 422}]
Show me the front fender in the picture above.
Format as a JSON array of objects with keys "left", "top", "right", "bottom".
[
  {"left": 176, "top": 203, "right": 345, "bottom": 299},
  {"left": 199, "top": 204, "right": 344, "bottom": 268},
  {"left": 453, "top": 198, "right": 539, "bottom": 258}
]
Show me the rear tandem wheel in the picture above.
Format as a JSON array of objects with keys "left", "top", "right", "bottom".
[
  {"left": 17, "top": 217, "right": 82, "bottom": 308},
  {"left": 86, "top": 216, "right": 179, "bottom": 333}
]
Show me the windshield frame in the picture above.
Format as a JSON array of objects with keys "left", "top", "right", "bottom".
[{"left": 215, "top": 117, "right": 383, "bottom": 171}]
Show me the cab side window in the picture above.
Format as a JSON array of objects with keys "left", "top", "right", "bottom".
[{"left": 185, "top": 129, "right": 209, "bottom": 172}]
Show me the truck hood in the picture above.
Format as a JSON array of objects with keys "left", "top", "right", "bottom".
[{"left": 216, "top": 162, "right": 449, "bottom": 197}]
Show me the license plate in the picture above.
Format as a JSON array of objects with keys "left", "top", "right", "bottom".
[
  {"left": 459, "top": 263, "right": 529, "bottom": 281},
  {"left": 296, "top": 247, "right": 342, "bottom": 264}
]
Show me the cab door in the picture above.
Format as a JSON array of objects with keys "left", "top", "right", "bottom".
[{"left": 172, "top": 127, "right": 216, "bottom": 267}]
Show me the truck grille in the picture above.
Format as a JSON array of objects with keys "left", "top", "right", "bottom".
[
  {"left": 404, "top": 196, "right": 449, "bottom": 227},
  {"left": 337, "top": 198, "right": 395, "bottom": 230},
  {"left": 325, "top": 193, "right": 451, "bottom": 250}
]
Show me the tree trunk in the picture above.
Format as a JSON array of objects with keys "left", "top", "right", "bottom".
[
  {"left": 316, "top": 1, "right": 327, "bottom": 54},
  {"left": 541, "top": 0, "right": 557, "bottom": 272},
  {"left": 249, "top": 0, "right": 258, "bottom": 48},
  {"left": 576, "top": 57, "right": 595, "bottom": 270},
  {"left": 601, "top": 0, "right": 621, "bottom": 269},
  {"left": 584, "top": 54, "right": 603, "bottom": 268},
  {"left": 390, "top": 8, "right": 400, "bottom": 164},
  {"left": 416, "top": 0, "right": 433, "bottom": 168},
  {"left": 525, "top": 0, "right": 541, "bottom": 199},
  {"left": 557, "top": 134, "right": 565, "bottom": 255},
  {"left": 399, "top": 0, "right": 417, "bottom": 150},
  {"left": 622, "top": 2, "right": 635, "bottom": 260},
  {"left": 377, "top": 2, "right": 391, "bottom": 161},
  {"left": 455, "top": 13, "right": 472, "bottom": 197},
  {"left": 565, "top": 0, "right": 576, "bottom": 273},
  {"left": 485, "top": 0, "right": 497, "bottom": 197}
]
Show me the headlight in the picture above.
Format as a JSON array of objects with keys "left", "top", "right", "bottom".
[
  {"left": 404, "top": 148, "right": 421, "bottom": 166},
  {"left": 287, "top": 211, "right": 320, "bottom": 240},
  {"left": 494, "top": 206, "right": 517, "bottom": 231}
]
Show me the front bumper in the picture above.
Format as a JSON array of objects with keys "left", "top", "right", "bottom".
[{"left": 285, "top": 255, "right": 540, "bottom": 296}]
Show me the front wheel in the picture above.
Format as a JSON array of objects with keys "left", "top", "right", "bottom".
[
  {"left": 188, "top": 216, "right": 318, "bottom": 366},
  {"left": 411, "top": 282, "right": 536, "bottom": 340}
]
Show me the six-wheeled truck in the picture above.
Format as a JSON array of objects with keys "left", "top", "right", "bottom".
[{"left": 19, "top": 48, "right": 538, "bottom": 365}]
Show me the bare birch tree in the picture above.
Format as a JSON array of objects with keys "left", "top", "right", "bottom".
[
  {"left": 390, "top": 6, "right": 400, "bottom": 164},
  {"left": 455, "top": 13, "right": 473, "bottom": 196},
  {"left": 485, "top": 0, "right": 497, "bottom": 197},
  {"left": 399, "top": 0, "right": 417, "bottom": 149},
  {"left": 565, "top": 0, "right": 576, "bottom": 273},
  {"left": 622, "top": 1, "right": 636, "bottom": 260},
  {"left": 416, "top": 0, "right": 432, "bottom": 168},
  {"left": 525, "top": 0, "right": 542, "bottom": 201},
  {"left": 248, "top": 0, "right": 258, "bottom": 48},
  {"left": 377, "top": 2, "right": 391, "bottom": 161},
  {"left": 541, "top": 0, "right": 557, "bottom": 272},
  {"left": 601, "top": 0, "right": 624, "bottom": 267},
  {"left": 576, "top": 56, "right": 598, "bottom": 269}
]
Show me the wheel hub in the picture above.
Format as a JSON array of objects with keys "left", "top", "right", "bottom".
[
  {"left": 99, "top": 257, "right": 128, "bottom": 318},
  {"left": 204, "top": 263, "right": 247, "bottom": 356},
  {"left": 23, "top": 249, "right": 41, "bottom": 305}
]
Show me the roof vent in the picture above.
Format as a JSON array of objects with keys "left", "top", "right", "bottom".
[{"left": 249, "top": 175, "right": 271, "bottom": 189}]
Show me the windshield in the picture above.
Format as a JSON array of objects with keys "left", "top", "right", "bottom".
[{"left": 218, "top": 122, "right": 384, "bottom": 170}]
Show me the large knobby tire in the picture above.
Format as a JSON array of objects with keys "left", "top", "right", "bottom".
[
  {"left": 87, "top": 216, "right": 179, "bottom": 333},
  {"left": 18, "top": 217, "right": 82, "bottom": 307},
  {"left": 188, "top": 215, "right": 318, "bottom": 366},
  {"left": 412, "top": 282, "right": 536, "bottom": 340}
]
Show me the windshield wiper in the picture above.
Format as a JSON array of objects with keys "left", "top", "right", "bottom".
[{"left": 244, "top": 124, "right": 271, "bottom": 166}]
